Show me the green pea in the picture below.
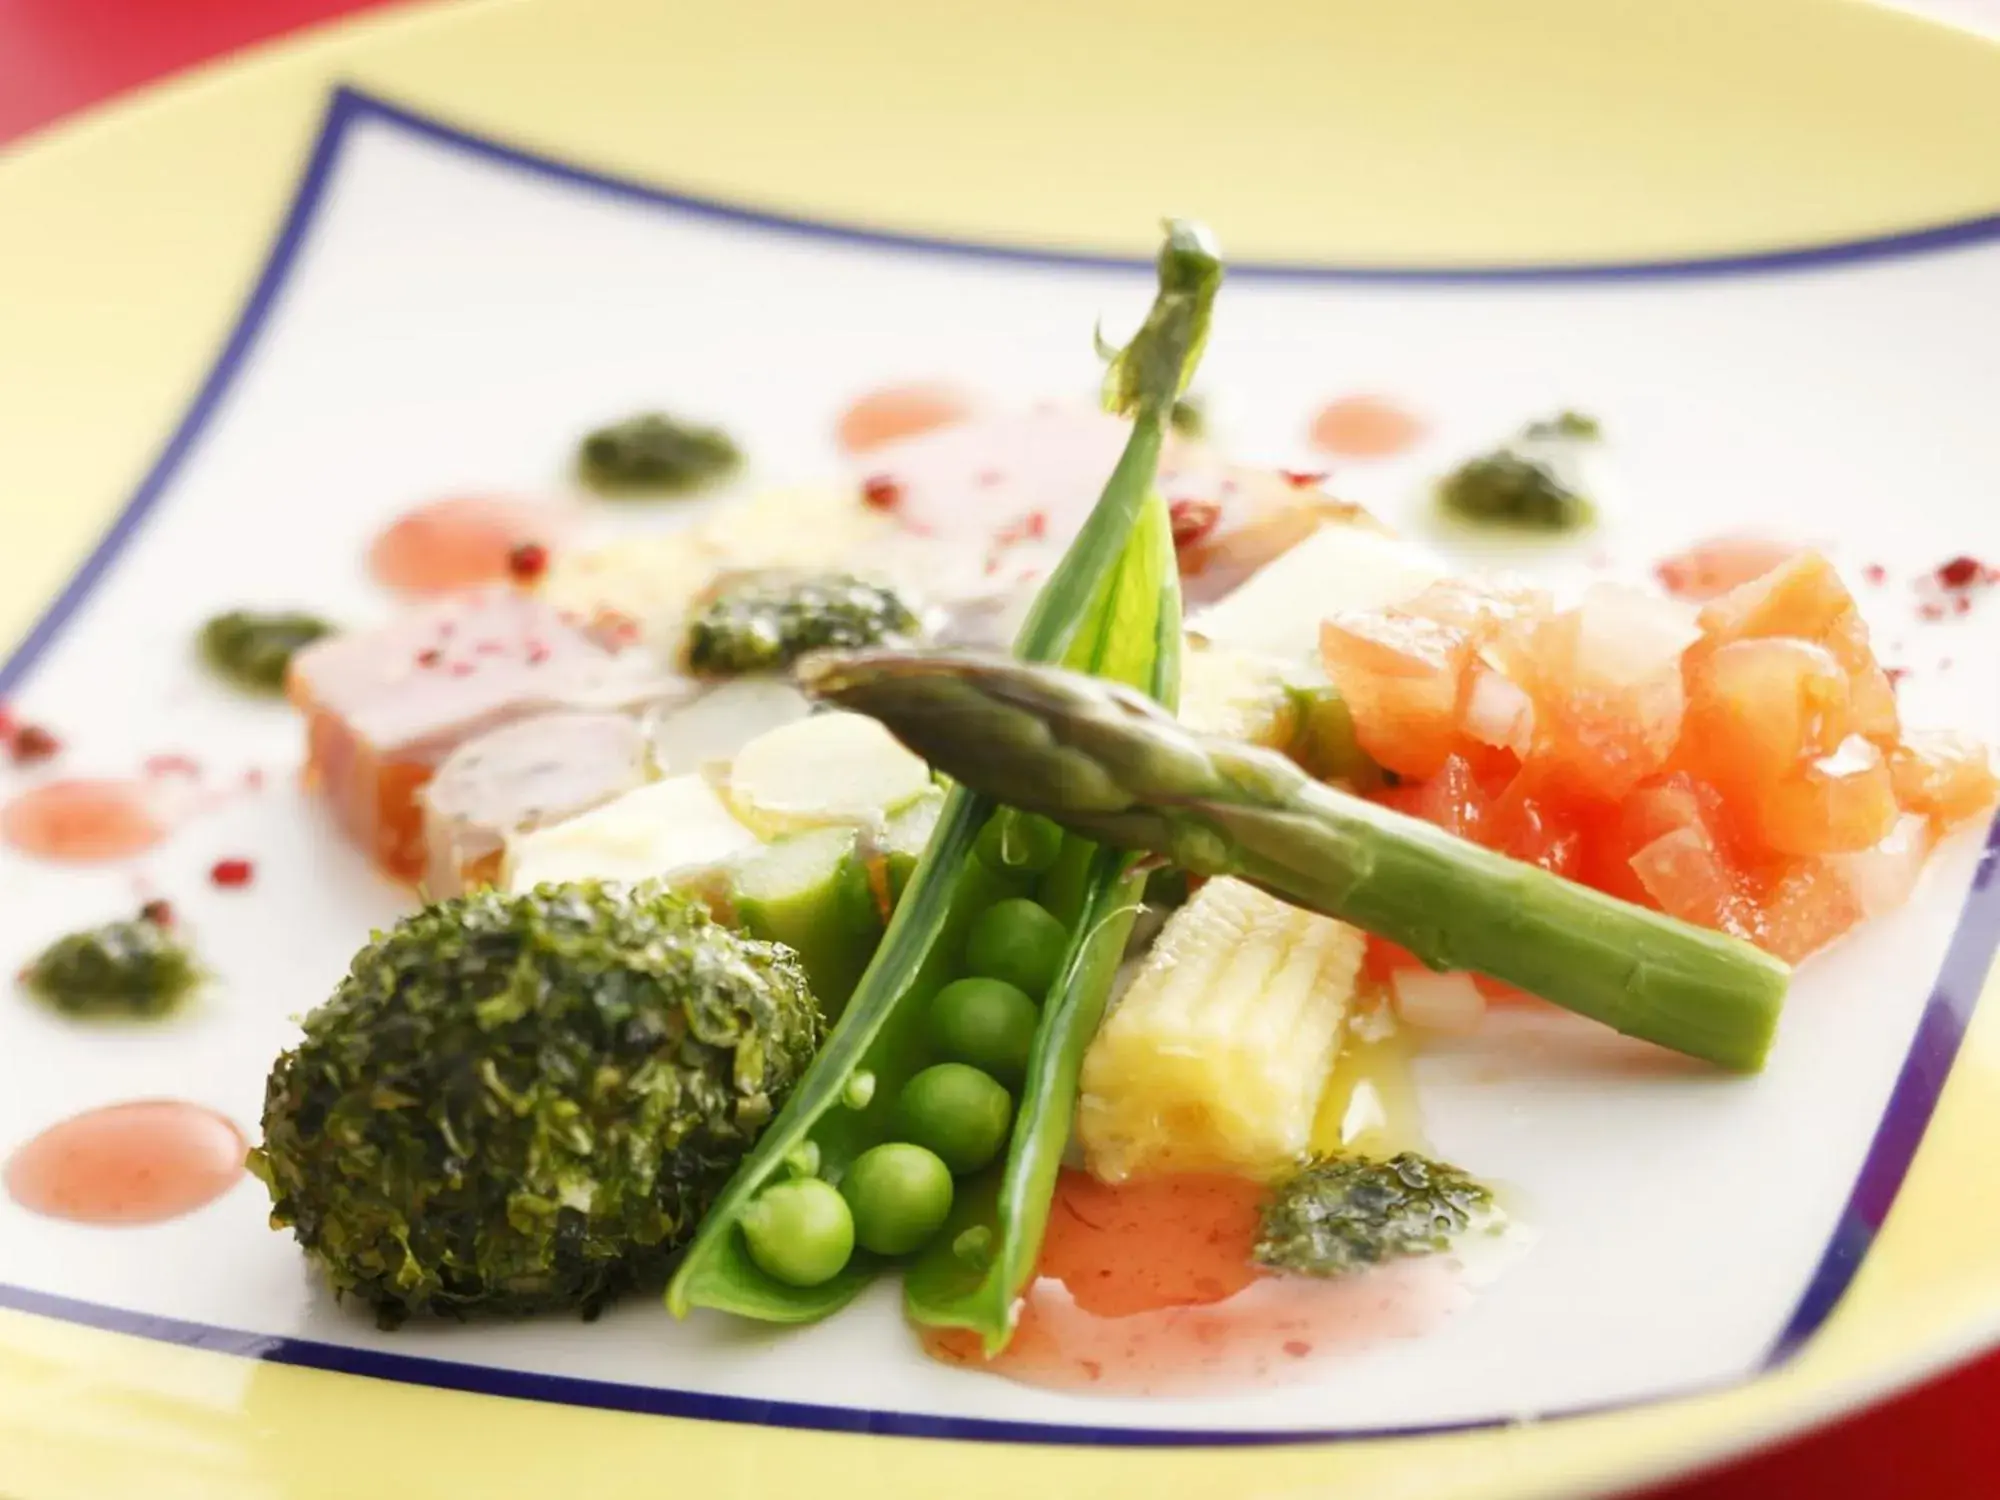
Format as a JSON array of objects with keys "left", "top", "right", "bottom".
[
  {"left": 974, "top": 810, "right": 1065, "bottom": 876},
  {"left": 929, "top": 976, "right": 1038, "bottom": 1084},
  {"left": 840, "top": 1142, "right": 954, "bottom": 1256},
  {"left": 965, "top": 897, "right": 1068, "bottom": 999},
  {"left": 739, "top": 1177, "right": 854, "bottom": 1287},
  {"left": 897, "top": 1063, "right": 1013, "bottom": 1175}
]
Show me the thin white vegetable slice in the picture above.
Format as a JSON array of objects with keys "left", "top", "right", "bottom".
[{"left": 724, "top": 710, "right": 933, "bottom": 840}]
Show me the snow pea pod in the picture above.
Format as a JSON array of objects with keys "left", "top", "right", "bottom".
[{"left": 667, "top": 223, "right": 1221, "bottom": 1326}]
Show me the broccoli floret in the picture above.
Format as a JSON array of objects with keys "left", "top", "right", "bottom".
[
  {"left": 577, "top": 411, "right": 742, "bottom": 495},
  {"left": 685, "top": 571, "right": 921, "bottom": 677},
  {"left": 200, "top": 608, "right": 336, "bottom": 693},
  {"left": 21, "top": 912, "right": 200, "bottom": 1019},
  {"left": 248, "top": 881, "right": 821, "bottom": 1326},
  {"left": 1254, "top": 1152, "right": 1496, "bottom": 1277}
]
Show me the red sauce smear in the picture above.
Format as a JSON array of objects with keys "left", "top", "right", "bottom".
[
  {"left": 6, "top": 1101, "right": 245, "bottom": 1225},
  {"left": 836, "top": 382, "right": 978, "bottom": 454},
  {"left": 367, "top": 496, "right": 572, "bottom": 596},
  {"left": 2, "top": 779, "right": 166, "bottom": 861},
  {"left": 1309, "top": 396, "right": 1426, "bottom": 459},
  {"left": 925, "top": 1171, "right": 1460, "bottom": 1395}
]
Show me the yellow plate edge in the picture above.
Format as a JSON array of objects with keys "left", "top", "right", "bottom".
[{"left": 5, "top": 2, "right": 2000, "bottom": 1495}]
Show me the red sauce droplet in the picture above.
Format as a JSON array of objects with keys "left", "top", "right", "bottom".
[
  {"left": 837, "top": 382, "right": 978, "bottom": 454},
  {"left": 138, "top": 898, "right": 175, "bottom": 927},
  {"left": 1863, "top": 564, "right": 1888, "bottom": 586},
  {"left": 209, "top": 857, "right": 254, "bottom": 889},
  {"left": 507, "top": 541, "right": 549, "bottom": 585},
  {"left": 10, "top": 723, "right": 61, "bottom": 765},
  {"left": 143, "top": 752, "right": 201, "bottom": 779},
  {"left": 2, "top": 780, "right": 166, "bottom": 861},
  {"left": 924, "top": 1171, "right": 1462, "bottom": 1394},
  {"left": 1041, "top": 1173, "right": 1263, "bottom": 1316},
  {"left": 1168, "top": 498, "right": 1223, "bottom": 553},
  {"left": 1280, "top": 470, "right": 1330, "bottom": 489},
  {"left": 1936, "top": 554, "right": 1985, "bottom": 589},
  {"left": 6, "top": 1102, "right": 245, "bottom": 1225},
  {"left": 1309, "top": 396, "right": 1426, "bottom": 459},
  {"left": 861, "top": 474, "right": 902, "bottom": 510},
  {"left": 367, "top": 497, "right": 570, "bottom": 596}
]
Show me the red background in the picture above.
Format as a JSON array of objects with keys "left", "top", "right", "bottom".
[{"left": 0, "top": 1, "right": 1988, "bottom": 1493}]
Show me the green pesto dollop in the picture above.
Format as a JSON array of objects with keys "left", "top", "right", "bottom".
[
  {"left": 577, "top": 410, "right": 743, "bottom": 495},
  {"left": 1522, "top": 409, "right": 1602, "bottom": 442},
  {"left": 21, "top": 914, "right": 201, "bottom": 1019},
  {"left": 1438, "top": 409, "right": 1602, "bottom": 532},
  {"left": 685, "top": 571, "right": 921, "bottom": 677},
  {"left": 199, "top": 609, "right": 335, "bottom": 694},
  {"left": 1438, "top": 449, "right": 1592, "bottom": 531},
  {"left": 1254, "top": 1151, "right": 1497, "bottom": 1278},
  {"left": 248, "top": 880, "right": 821, "bottom": 1326}
]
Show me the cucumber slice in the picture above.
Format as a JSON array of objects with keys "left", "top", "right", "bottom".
[
  {"left": 726, "top": 711, "right": 933, "bottom": 840},
  {"left": 733, "top": 827, "right": 884, "bottom": 1022},
  {"left": 649, "top": 676, "right": 813, "bottom": 773}
]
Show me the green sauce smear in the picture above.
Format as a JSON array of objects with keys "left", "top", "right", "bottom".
[
  {"left": 200, "top": 609, "right": 335, "bottom": 694},
  {"left": 685, "top": 571, "right": 920, "bottom": 676},
  {"left": 1255, "top": 1151, "right": 1498, "bottom": 1277},
  {"left": 1436, "top": 409, "right": 1601, "bottom": 533},
  {"left": 22, "top": 914, "right": 201, "bottom": 1020},
  {"left": 577, "top": 411, "right": 743, "bottom": 496}
]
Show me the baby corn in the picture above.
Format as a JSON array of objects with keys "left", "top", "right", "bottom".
[{"left": 1078, "top": 876, "right": 1364, "bottom": 1182}]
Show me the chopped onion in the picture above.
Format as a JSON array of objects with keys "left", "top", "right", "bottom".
[
  {"left": 1572, "top": 583, "right": 1701, "bottom": 686},
  {"left": 1814, "top": 733, "right": 1885, "bottom": 780},
  {"left": 1827, "top": 814, "right": 1934, "bottom": 919},
  {"left": 1391, "top": 968, "right": 1487, "bottom": 1035},
  {"left": 1463, "top": 666, "right": 1535, "bottom": 753}
]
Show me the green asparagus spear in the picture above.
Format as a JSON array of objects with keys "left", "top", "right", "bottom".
[
  {"left": 797, "top": 650, "right": 1793, "bottom": 1072},
  {"left": 667, "top": 220, "right": 1222, "bottom": 1325}
]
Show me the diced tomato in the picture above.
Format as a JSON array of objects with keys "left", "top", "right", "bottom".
[
  {"left": 1509, "top": 593, "right": 1691, "bottom": 799},
  {"left": 1655, "top": 536, "right": 1802, "bottom": 602},
  {"left": 1319, "top": 610, "right": 1475, "bottom": 779},
  {"left": 1756, "top": 859, "right": 1865, "bottom": 963},
  {"left": 1681, "top": 637, "right": 1851, "bottom": 786},
  {"left": 1588, "top": 773, "right": 1733, "bottom": 906},
  {"left": 1629, "top": 827, "right": 1760, "bottom": 941},
  {"left": 1395, "top": 752, "right": 1491, "bottom": 840},
  {"left": 1461, "top": 665, "right": 1535, "bottom": 755},
  {"left": 1696, "top": 552, "right": 1898, "bottom": 745},
  {"left": 1321, "top": 578, "right": 1550, "bottom": 780},
  {"left": 1471, "top": 759, "right": 1585, "bottom": 878},
  {"left": 1340, "top": 546, "right": 1985, "bottom": 970},
  {"left": 1470, "top": 974, "right": 1550, "bottom": 1008},
  {"left": 1822, "top": 612, "right": 1901, "bottom": 746},
  {"left": 1891, "top": 732, "right": 2000, "bottom": 832},
  {"left": 1699, "top": 551, "right": 1853, "bottom": 645},
  {"left": 1751, "top": 736, "right": 1899, "bottom": 857},
  {"left": 1362, "top": 935, "right": 1423, "bottom": 981}
]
